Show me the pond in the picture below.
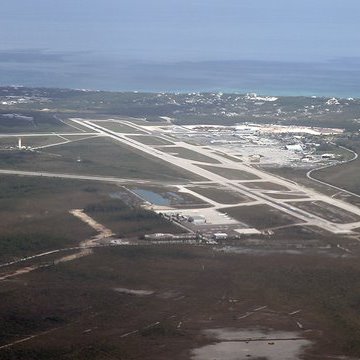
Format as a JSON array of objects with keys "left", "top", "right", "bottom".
[
  {"left": 133, "top": 188, "right": 171, "bottom": 206},
  {"left": 191, "top": 328, "right": 311, "bottom": 360}
]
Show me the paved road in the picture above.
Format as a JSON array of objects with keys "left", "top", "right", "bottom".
[
  {"left": 0, "top": 169, "right": 156, "bottom": 185},
  {"left": 71, "top": 118, "right": 360, "bottom": 234},
  {"left": 0, "top": 133, "right": 99, "bottom": 137},
  {"left": 1, "top": 117, "right": 358, "bottom": 235},
  {"left": 306, "top": 145, "right": 360, "bottom": 199}
]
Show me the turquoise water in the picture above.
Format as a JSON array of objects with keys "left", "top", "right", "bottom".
[{"left": 1, "top": 55, "right": 359, "bottom": 98}]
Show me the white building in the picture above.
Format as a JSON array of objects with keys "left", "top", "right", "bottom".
[
  {"left": 213, "top": 232, "right": 228, "bottom": 240},
  {"left": 285, "top": 144, "right": 303, "bottom": 152},
  {"left": 188, "top": 215, "right": 206, "bottom": 225},
  {"left": 326, "top": 97, "right": 340, "bottom": 105}
]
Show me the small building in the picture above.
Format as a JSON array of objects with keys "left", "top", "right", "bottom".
[
  {"left": 213, "top": 232, "right": 228, "bottom": 240},
  {"left": 321, "top": 153, "right": 336, "bottom": 159},
  {"left": 172, "top": 233, "right": 198, "bottom": 240},
  {"left": 234, "top": 228, "right": 261, "bottom": 235},
  {"left": 188, "top": 215, "right": 206, "bottom": 225},
  {"left": 249, "top": 154, "right": 262, "bottom": 162},
  {"left": 285, "top": 144, "right": 303, "bottom": 152},
  {"left": 144, "top": 233, "right": 174, "bottom": 241},
  {"left": 301, "top": 156, "right": 314, "bottom": 163},
  {"left": 326, "top": 97, "right": 340, "bottom": 105}
]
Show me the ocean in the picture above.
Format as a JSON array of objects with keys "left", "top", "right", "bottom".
[{"left": 0, "top": 53, "right": 359, "bottom": 98}]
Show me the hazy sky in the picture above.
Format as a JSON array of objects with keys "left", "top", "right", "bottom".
[{"left": 1, "top": 0, "right": 359, "bottom": 62}]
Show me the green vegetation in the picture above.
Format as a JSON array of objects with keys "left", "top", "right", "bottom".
[
  {"left": 0, "top": 176, "right": 106, "bottom": 262},
  {"left": 84, "top": 199, "right": 183, "bottom": 237},
  {"left": 267, "top": 167, "right": 341, "bottom": 197},
  {"left": 0, "top": 111, "right": 79, "bottom": 133},
  {"left": 2, "top": 87, "right": 360, "bottom": 359},
  {"left": 159, "top": 146, "right": 220, "bottom": 164},
  {"left": 199, "top": 164, "right": 260, "bottom": 180},
  {"left": 266, "top": 192, "right": 310, "bottom": 199},
  {"left": 91, "top": 120, "right": 146, "bottom": 133},
  {"left": 190, "top": 186, "right": 250, "bottom": 204},
  {"left": 0, "top": 137, "right": 198, "bottom": 181},
  {"left": 314, "top": 142, "right": 354, "bottom": 161},
  {"left": 128, "top": 135, "right": 174, "bottom": 145},
  {"left": 312, "top": 140, "right": 360, "bottom": 196},
  {"left": 3, "top": 87, "right": 360, "bottom": 131},
  {"left": 267, "top": 140, "right": 360, "bottom": 203},
  {"left": 0, "top": 176, "right": 184, "bottom": 263},
  {"left": 0, "top": 174, "right": 195, "bottom": 276},
  {"left": 220, "top": 204, "right": 299, "bottom": 229},
  {"left": 290, "top": 201, "right": 360, "bottom": 223},
  {"left": 2, "top": 248, "right": 360, "bottom": 358},
  {"left": 0, "top": 135, "right": 68, "bottom": 149},
  {"left": 243, "top": 181, "right": 290, "bottom": 191},
  {"left": 214, "top": 151, "right": 243, "bottom": 162},
  {"left": 0, "top": 227, "right": 84, "bottom": 262}
]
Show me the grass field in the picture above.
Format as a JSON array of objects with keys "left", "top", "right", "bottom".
[
  {"left": 265, "top": 192, "right": 309, "bottom": 199},
  {"left": 189, "top": 186, "right": 250, "bottom": 204},
  {"left": 60, "top": 119, "right": 95, "bottom": 132},
  {"left": 243, "top": 181, "right": 290, "bottom": 191},
  {"left": 91, "top": 120, "right": 146, "bottom": 134},
  {"left": 199, "top": 164, "right": 260, "bottom": 180},
  {"left": 159, "top": 146, "right": 220, "bottom": 164},
  {"left": 311, "top": 147, "right": 360, "bottom": 196},
  {"left": 0, "top": 112, "right": 82, "bottom": 133},
  {"left": 1, "top": 246, "right": 360, "bottom": 358},
  {"left": 262, "top": 141, "right": 360, "bottom": 201},
  {"left": 128, "top": 135, "right": 174, "bottom": 145},
  {"left": 221, "top": 204, "right": 300, "bottom": 229},
  {"left": 266, "top": 166, "right": 360, "bottom": 208},
  {"left": 290, "top": 201, "right": 360, "bottom": 224},
  {"left": 267, "top": 167, "right": 340, "bottom": 196},
  {"left": 0, "top": 137, "right": 199, "bottom": 182},
  {"left": 214, "top": 152, "right": 243, "bottom": 162},
  {"left": 0, "top": 135, "right": 69, "bottom": 148}
]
